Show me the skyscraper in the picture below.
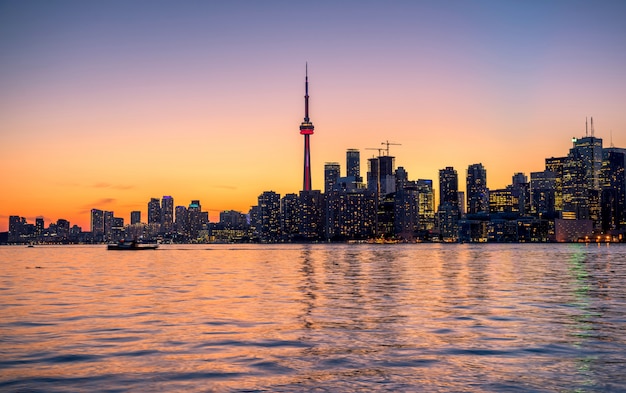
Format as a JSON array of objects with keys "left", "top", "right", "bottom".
[
  {"left": 161, "top": 195, "right": 174, "bottom": 234},
  {"left": 299, "top": 64, "right": 315, "bottom": 191},
  {"left": 466, "top": 163, "right": 489, "bottom": 215},
  {"left": 130, "top": 211, "right": 141, "bottom": 225},
  {"left": 148, "top": 198, "right": 161, "bottom": 224},
  {"left": 324, "top": 162, "right": 340, "bottom": 194},
  {"left": 346, "top": 149, "right": 362, "bottom": 182},
  {"left": 438, "top": 167, "right": 460, "bottom": 241},
  {"left": 439, "top": 167, "right": 458, "bottom": 206}
]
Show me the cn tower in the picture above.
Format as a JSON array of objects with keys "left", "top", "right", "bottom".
[{"left": 299, "top": 63, "right": 314, "bottom": 191}]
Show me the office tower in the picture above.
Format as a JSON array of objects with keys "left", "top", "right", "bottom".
[
  {"left": 466, "top": 163, "right": 489, "bottom": 215},
  {"left": 417, "top": 179, "right": 435, "bottom": 231},
  {"left": 161, "top": 196, "right": 174, "bottom": 233},
  {"left": 563, "top": 149, "right": 590, "bottom": 219},
  {"left": 438, "top": 167, "right": 460, "bottom": 241},
  {"left": 299, "top": 64, "right": 315, "bottom": 191},
  {"left": 439, "top": 167, "right": 458, "bottom": 206},
  {"left": 148, "top": 198, "right": 161, "bottom": 224},
  {"left": 258, "top": 191, "right": 281, "bottom": 242},
  {"left": 530, "top": 170, "right": 557, "bottom": 216},
  {"left": 546, "top": 156, "right": 567, "bottom": 211},
  {"left": 601, "top": 147, "right": 626, "bottom": 231},
  {"left": 346, "top": 149, "right": 362, "bottom": 182},
  {"left": 571, "top": 118, "right": 603, "bottom": 191},
  {"left": 280, "top": 193, "right": 300, "bottom": 239},
  {"left": 324, "top": 162, "right": 340, "bottom": 194},
  {"left": 90, "top": 209, "right": 104, "bottom": 241},
  {"left": 130, "top": 211, "right": 141, "bottom": 225}
]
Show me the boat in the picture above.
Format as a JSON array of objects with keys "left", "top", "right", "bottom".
[{"left": 107, "top": 240, "right": 158, "bottom": 250}]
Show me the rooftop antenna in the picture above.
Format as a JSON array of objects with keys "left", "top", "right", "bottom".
[
  {"left": 611, "top": 130, "right": 614, "bottom": 148},
  {"left": 591, "top": 116, "right": 595, "bottom": 137},
  {"left": 585, "top": 117, "right": 588, "bottom": 137}
]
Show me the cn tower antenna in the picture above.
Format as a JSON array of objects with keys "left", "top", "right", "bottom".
[{"left": 299, "top": 63, "right": 315, "bottom": 191}]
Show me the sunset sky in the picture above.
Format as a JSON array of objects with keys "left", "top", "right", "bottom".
[{"left": 1, "top": 0, "right": 625, "bottom": 232}]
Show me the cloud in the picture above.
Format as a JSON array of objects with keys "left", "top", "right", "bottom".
[
  {"left": 78, "top": 198, "right": 117, "bottom": 214},
  {"left": 92, "top": 183, "right": 134, "bottom": 190}
]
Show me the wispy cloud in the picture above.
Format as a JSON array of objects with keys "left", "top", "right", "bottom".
[{"left": 78, "top": 198, "right": 117, "bottom": 214}]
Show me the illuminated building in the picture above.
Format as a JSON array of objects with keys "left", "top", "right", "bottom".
[
  {"left": 346, "top": 149, "right": 362, "bottom": 182},
  {"left": 324, "top": 162, "right": 340, "bottom": 194},
  {"left": 90, "top": 209, "right": 104, "bottom": 241},
  {"left": 130, "top": 211, "right": 141, "bottom": 225},
  {"left": 258, "top": 191, "right": 281, "bottom": 242},
  {"left": 299, "top": 64, "right": 315, "bottom": 191},
  {"left": 466, "top": 163, "right": 489, "bottom": 215},
  {"left": 161, "top": 196, "right": 174, "bottom": 234}
]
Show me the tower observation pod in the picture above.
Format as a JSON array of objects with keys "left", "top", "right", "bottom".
[{"left": 300, "top": 64, "right": 314, "bottom": 191}]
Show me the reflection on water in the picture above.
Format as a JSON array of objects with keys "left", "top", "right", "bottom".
[{"left": 1, "top": 244, "right": 625, "bottom": 392}]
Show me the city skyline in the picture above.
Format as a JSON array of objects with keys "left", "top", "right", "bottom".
[{"left": 2, "top": 1, "right": 626, "bottom": 232}]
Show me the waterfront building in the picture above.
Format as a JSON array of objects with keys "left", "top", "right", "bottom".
[
  {"left": 439, "top": 167, "right": 458, "bottom": 206},
  {"left": 416, "top": 179, "right": 435, "bottom": 232},
  {"left": 466, "top": 163, "right": 489, "bottom": 215},
  {"left": 90, "top": 209, "right": 104, "bottom": 241},
  {"left": 325, "top": 189, "right": 377, "bottom": 240},
  {"left": 187, "top": 200, "right": 205, "bottom": 240},
  {"left": 175, "top": 206, "right": 188, "bottom": 236},
  {"left": 161, "top": 196, "right": 174, "bottom": 234},
  {"left": 530, "top": 170, "right": 557, "bottom": 217},
  {"left": 147, "top": 198, "right": 161, "bottom": 225},
  {"left": 104, "top": 211, "right": 114, "bottom": 241},
  {"left": 545, "top": 156, "right": 567, "bottom": 212},
  {"left": 437, "top": 167, "right": 460, "bottom": 240},
  {"left": 130, "top": 211, "right": 141, "bottom": 225},
  {"left": 601, "top": 147, "right": 626, "bottom": 231},
  {"left": 394, "top": 185, "right": 419, "bottom": 240},
  {"left": 280, "top": 193, "right": 300, "bottom": 240},
  {"left": 258, "top": 191, "right": 281, "bottom": 242},
  {"left": 298, "top": 190, "right": 324, "bottom": 241}
]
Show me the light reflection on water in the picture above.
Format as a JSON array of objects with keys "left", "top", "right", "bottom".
[{"left": 1, "top": 243, "right": 625, "bottom": 392}]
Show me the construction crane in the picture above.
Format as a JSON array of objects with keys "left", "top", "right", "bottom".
[
  {"left": 381, "top": 140, "right": 401, "bottom": 156},
  {"left": 365, "top": 147, "right": 385, "bottom": 157}
]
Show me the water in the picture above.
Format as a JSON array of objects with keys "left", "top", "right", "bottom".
[{"left": 1, "top": 243, "right": 625, "bottom": 392}]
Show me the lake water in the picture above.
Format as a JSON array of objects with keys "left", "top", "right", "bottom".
[{"left": 1, "top": 243, "right": 625, "bottom": 392}]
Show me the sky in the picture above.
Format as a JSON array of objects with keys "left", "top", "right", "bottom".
[{"left": 1, "top": 0, "right": 625, "bottom": 232}]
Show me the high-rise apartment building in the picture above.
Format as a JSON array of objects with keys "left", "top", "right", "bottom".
[
  {"left": 90, "top": 209, "right": 104, "bottom": 240},
  {"left": 148, "top": 198, "right": 161, "bottom": 224},
  {"left": 161, "top": 196, "right": 174, "bottom": 234},
  {"left": 324, "top": 162, "right": 340, "bottom": 194},
  {"left": 130, "top": 211, "right": 141, "bottom": 225},
  {"left": 346, "top": 148, "right": 362, "bottom": 182},
  {"left": 258, "top": 191, "right": 281, "bottom": 242},
  {"left": 466, "top": 163, "right": 489, "bottom": 215}
]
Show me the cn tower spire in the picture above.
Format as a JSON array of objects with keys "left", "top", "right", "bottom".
[{"left": 299, "top": 63, "right": 315, "bottom": 191}]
